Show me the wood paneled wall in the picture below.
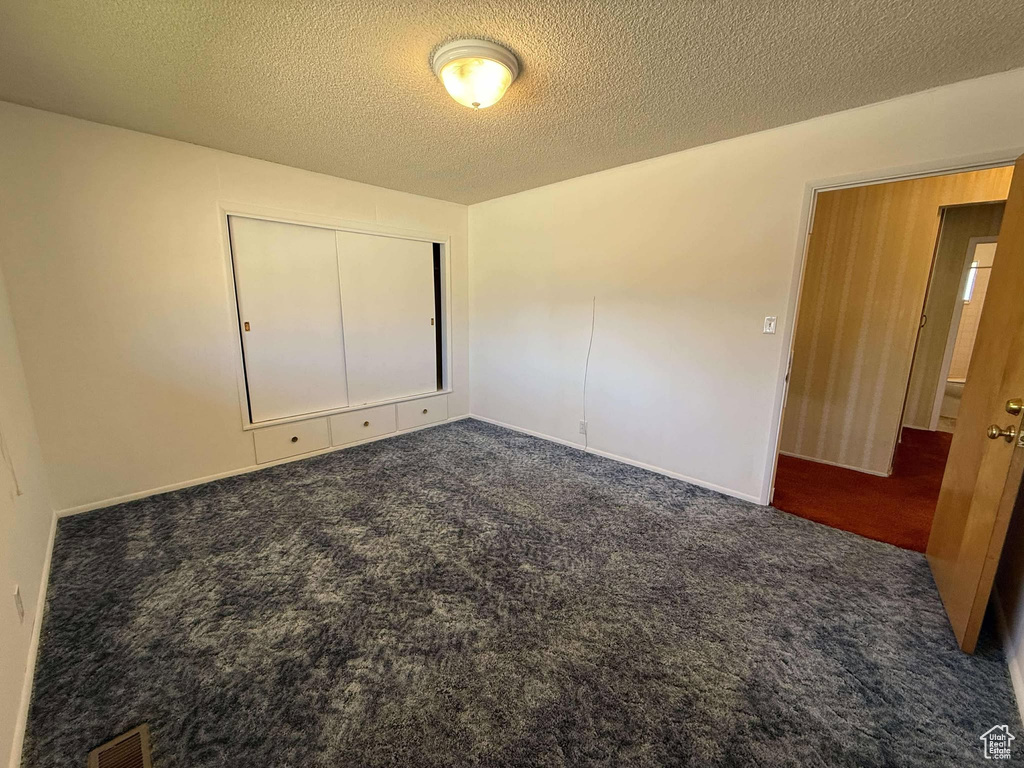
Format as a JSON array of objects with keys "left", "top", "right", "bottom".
[
  {"left": 780, "top": 167, "right": 1012, "bottom": 475},
  {"left": 904, "top": 204, "right": 1005, "bottom": 428}
]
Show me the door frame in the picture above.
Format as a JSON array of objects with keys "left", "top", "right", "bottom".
[
  {"left": 926, "top": 235, "right": 1001, "bottom": 430},
  {"left": 763, "top": 152, "right": 1020, "bottom": 505}
]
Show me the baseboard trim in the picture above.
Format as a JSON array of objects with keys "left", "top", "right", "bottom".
[
  {"left": 777, "top": 450, "right": 890, "bottom": 478},
  {"left": 993, "top": 588, "right": 1024, "bottom": 728},
  {"left": 56, "top": 415, "right": 470, "bottom": 518},
  {"left": 8, "top": 510, "right": 57, "bottom": 768},
  {"left": 468, "top": 414, "right": 761, "bottom": 504}
]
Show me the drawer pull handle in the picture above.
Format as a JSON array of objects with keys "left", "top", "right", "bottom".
[
  {"left": 363, "top": 421, "right": 370, "bottom": 427},
  {"left": 422, "top": 409, "right": 428, "bottom": 414},
  {"left": 290, "top": 436, "right": 298, "bottom": 443}
]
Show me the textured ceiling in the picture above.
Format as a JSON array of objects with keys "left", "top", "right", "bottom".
[{"left": 1, "top": 1, "right": 1022, "bottom": 204}]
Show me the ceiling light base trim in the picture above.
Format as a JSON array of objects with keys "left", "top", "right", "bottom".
[{"left": 431, "top": 40, "right": 519, "bottom": 80}]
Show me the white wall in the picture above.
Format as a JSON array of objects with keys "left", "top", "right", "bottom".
[
  {"left": 0, "top": 264, "right": 54, "bottom": 768},
  {"left": 0, "top": 102, "right": 469, "bottom": 512},
  {"left": 468, "top": 67, "right": 1024, "bottom": 503},
  {"left": 997, "top": 504, "right": 1024, "bottom": 727}
]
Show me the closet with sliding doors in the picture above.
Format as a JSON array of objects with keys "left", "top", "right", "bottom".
[{"left": 227, "top": 215, "right": 448, "bottom": 464}]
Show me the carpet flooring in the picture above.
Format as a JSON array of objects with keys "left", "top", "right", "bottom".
[
  {"left": 22, "top": 420, "right": 1018, "bottom": 767},
  {"left": 773, "top": 428, "right": 953, "bottom": 552}
]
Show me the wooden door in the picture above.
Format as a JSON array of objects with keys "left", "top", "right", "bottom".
[
  {"left": 335, "top": 231, "right": 437, "bottom": 405},
  {"left": 229, "top": 217, "right": 349, "bottom": 422},
  {"left": 927, "top": 155, "right": 1024, "bottom": 652}
]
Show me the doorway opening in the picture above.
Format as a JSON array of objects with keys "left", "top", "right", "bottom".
[
  {"left": 931, "top": 236, "right": 998, "bottom": 433},
  {"left": 771, "top": 166, "right": 1012, "bottom": 552}
]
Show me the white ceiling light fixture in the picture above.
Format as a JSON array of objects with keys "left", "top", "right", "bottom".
[{"left": 431, "top": 39, "right": 519, "bottom": 110}]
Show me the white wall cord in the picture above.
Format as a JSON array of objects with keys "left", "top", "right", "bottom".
[
  {"left": 0, "top": 419, "right": 23, "bottom": 496},
  {"left": 582, "top": 296, "right": 596, "bottom": 450}
]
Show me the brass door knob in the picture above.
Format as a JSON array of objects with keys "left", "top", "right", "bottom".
[
  {"left": 987, "top": 424, "right": 1017, "bottom": 443},
  {"left": 1007, "top": 398, "right": 1024, "bottom": 416},
  {"left": 363, "top": 421, "right": 370, "bottom": 427}
]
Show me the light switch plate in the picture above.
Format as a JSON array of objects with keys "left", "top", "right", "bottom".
[{"left": 763, "top": 316, "right": 777, "bottom": 334}]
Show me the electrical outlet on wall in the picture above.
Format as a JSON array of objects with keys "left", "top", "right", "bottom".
[
  {"left": 579, "top": 420, "right": 588, "bottom": 435},
  {"left": 14, "top": 584, "right": 24, "bottom": 623},
  {"left": 763, "top": 316, "right": 777, "bottom": 334}
]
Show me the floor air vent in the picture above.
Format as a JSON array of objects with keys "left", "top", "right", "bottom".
[{"left": 87, "top": 724, "right": 153, "bottom": 768}]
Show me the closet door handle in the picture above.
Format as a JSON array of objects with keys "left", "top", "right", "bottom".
[
  {"left": 363, "top": 421, "right": 370, "bottom": 427},
  {"left": 422, "top": 409, "right": 428, "bottom": 414},
  {"left": 290, "top": 436, "right": 298, "bottom": 443}
]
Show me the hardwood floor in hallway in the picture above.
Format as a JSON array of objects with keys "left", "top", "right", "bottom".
[{"left": 773, "top": 428, "right": 953, "bottom": 552}]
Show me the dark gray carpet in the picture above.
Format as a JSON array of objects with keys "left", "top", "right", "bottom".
[{"left": 22, "top": 419, "right": 1020, "bottom": 767}]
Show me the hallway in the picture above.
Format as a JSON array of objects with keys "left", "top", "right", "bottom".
[{"left": 773, "top": 428, "right": 953, "bottom": 552}]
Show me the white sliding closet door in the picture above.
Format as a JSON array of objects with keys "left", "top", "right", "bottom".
[
  {"left": 336, "top": 231, "right": 437, "bottom": 404},
  {"left": 230, "top": 217, "right": 349, "bottom": 422}
]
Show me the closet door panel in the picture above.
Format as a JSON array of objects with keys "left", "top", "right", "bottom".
[
  {"left": 336, "top": 231, "right": 437, "bottom": 404},
  {"left": 230, "top": 217, "right": 349, "bottom": 422}
]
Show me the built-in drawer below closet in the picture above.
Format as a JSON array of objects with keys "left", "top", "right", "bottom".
[
  {"left": 330, "top": 404, "right": 397, "bottom": 446},
  {"left": 396, "top": 394, "right": 448, "bottom": 430},
  {"left": 253, "top": 418, "right": 330, "bottom": 464}
]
